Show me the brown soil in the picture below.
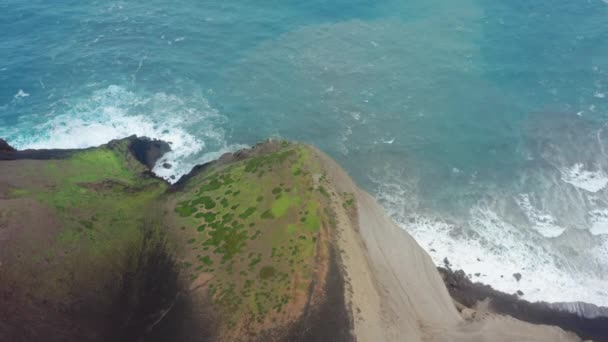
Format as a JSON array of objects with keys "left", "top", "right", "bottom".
[
  {"left": 143, "top": 292, "right": 219, "bottom": 342},
  {"left": 282, "top": 247, "right": 352, "bottom": 342}
]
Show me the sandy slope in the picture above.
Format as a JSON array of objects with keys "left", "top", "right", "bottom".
[{"left": 313, "top": 147, "right": 580, "bottom": 342}]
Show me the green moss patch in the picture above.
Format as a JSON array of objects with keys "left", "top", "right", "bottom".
[
  {"left": 261, "top": 210, "right": 275, "bottom": 220},
  {"left": 259, "top": 266, "right": 276, "bottom": 280},
  {"left": 271, "top": 195, "right": 300, "bottom": 218},
  {"left": 238, "top": 207, "right": 257, "bottom": 220},
  {"left": 176, "top": 204, "right": 197, "bottom": 217}
]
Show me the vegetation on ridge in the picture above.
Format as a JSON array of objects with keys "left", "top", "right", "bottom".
[
  {"left": 169, "top": 142, "right": 335, "bottom": 333},
  {"left": 1, "top": 138, "right": 343, "bottom": 340}
]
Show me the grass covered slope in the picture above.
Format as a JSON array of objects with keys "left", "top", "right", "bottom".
[
  {"left": 165, "top": 141, "right": 348, "bottom": 340},
  {"left": 0, "top": 138, "right": 351, "bottom": 342},
  {"left": 0, "top": 138, "right": 174, "bottom": 341}
]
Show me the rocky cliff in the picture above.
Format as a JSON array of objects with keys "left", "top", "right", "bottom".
[{"left": 0, "top": 137, "right": 597, "bottom": 341}]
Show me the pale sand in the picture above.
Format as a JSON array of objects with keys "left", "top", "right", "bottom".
[{"left": 312, "top": 147, "right": 580, "bottom": 342}]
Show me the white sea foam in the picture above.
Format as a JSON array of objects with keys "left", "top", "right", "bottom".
[
  {"left": 373, "top": 177, "right": 608, "bottom": 307},
  {"left": 589, "top": 209, "right": 608, "bottom": 235},
  {"left": 8, "top": 85, "right": 241, "bottom": 182},
  {"left": 152, "top": 142, "right": 248, "bottom": 181},
  {"left": 337, "top": 125, "right": 352, "bottom": 155},
  {"left": 13, "top": 89, "right": 30, "bottom": 99},
  {"left": 515, "top": 194, "right": 566, "bottom": 238},
  {"left": 561, "top": 163, "right": 608, "bottom": 193},
  {"left": 425, "top": 210, "right": 606, "bottom": 305}
]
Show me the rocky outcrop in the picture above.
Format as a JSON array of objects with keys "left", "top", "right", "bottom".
[
  {"left": 124, "top": 136, "right": 171, "bottom": 169},
  {"left": 0, "top": 138, "right": 15, "bottom": 152},
  {"left": 548, "top": 302, "right": 608, "bottom": 320},
  {"left": 0, "top": 135, "right": 169, "bottom": 165},
  {"left": 439, "top": 267, "right": 608, "bottom": 341}
]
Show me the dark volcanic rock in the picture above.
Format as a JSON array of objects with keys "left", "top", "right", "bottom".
[
  {"left": 0, "top": 136, "right": 169, "bottom": 169},
  {"left": 169, "top": 140, "right": 281, "bottom": 193},
  {"left": 162, "top": 162, "right": 172, "bottom": 169},
  {"left": 513, "top": 272, "right": 522, "bottom": 282},
  {"left": 548, "top": 302, "right": 608, "bottom": 320},
  {"left": 282, "top": 247, "right": 353, "bottom": 342},
  {"left": 125, "top": 136, "right": 171, "bottom": 169},
  {"left": 0, "top": 143, "right": 77, "bottom": 160},
  {"left": 439, "top": 267, "right": 608, "bottom": 342},
  {"left": 0, "top": 138, "right": 15, "bottom": 152},
  {"left": 113, "top": 234, "right": 180, "bottom": 342}
]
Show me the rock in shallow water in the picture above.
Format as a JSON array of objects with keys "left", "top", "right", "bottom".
[{"left": 0, "top": 138, "right": 15, "bottom": 152}]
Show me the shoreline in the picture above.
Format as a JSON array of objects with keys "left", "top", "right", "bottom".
[
  {"left": 439, "top": 267, "right": 608, "bottom": 341},
  {"left": 316, "top": 146, "right": 581, "bottom": 341}
]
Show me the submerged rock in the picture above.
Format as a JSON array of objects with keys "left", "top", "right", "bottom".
[{"left": 514, "top": 272, "right": 522, "bottom": 282}]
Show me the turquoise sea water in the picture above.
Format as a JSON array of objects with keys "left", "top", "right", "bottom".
[{"left": 2, "top": 0, "right": 608, "bottom": 306}]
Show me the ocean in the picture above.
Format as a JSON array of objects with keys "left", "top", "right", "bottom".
[{"left": 1, "top": 0, "right": 607, "bottom": 306}]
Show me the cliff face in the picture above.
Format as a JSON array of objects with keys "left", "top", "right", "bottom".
[
  {"left": 0, "top": 137, "right": 587, "bottom": 342},
  {"left": 313, "top": 148, "right": 582, "bottom": 342},
  {"left": 0, "top": 139, "right": 15, "bottom": 152},
  {"left": 0, "top": 138, "right": 351, "bottom": 342},
  {"left": 0, "top": 137, "right": 175, "bottom": 342}
]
